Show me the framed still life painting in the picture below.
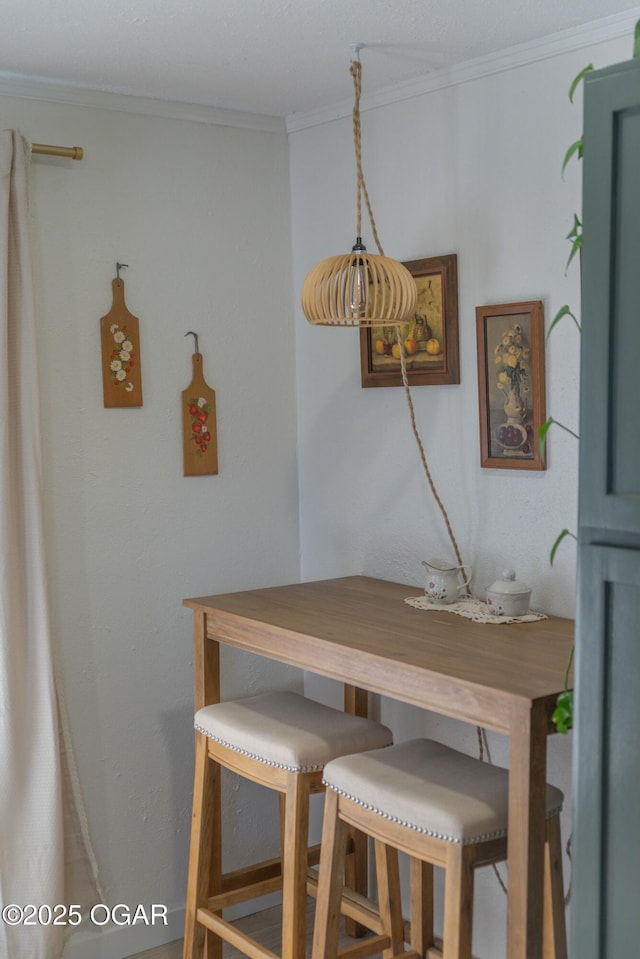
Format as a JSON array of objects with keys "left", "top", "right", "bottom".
[
  {"left": 359, "top": 253, "right": 460, "bottom": 388},
  {"left": 475, "top": 300, "right": 546, "bottom": 470}
]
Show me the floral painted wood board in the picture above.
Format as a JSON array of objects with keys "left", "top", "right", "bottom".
[
  {"left": 99, "top": 279, "right": 143, "bottom": 407},
  {"left": 182, "top": 353, "right": 218, "bottom": 476}
]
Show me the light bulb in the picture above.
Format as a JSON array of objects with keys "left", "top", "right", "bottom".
[{"left": 349, "top": 237, "right": 367, "bottom": 318}]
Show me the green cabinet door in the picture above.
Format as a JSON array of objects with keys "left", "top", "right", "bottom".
[
  {"left": 573, "top": 545, "right": 640, "bottom": 956},
  {"left": 574, "top": 56, "right": 640, "bottom": 959},
  {"left": 579, "top": 57, "right": 640, "bottom": 543}
]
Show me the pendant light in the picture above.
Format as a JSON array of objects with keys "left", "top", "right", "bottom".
[
  {"left": 300, "top": 45, "right": 468, "bottom": 582},
  {"left": 300, "top": 46, "right": 417, "bottom": 327}
]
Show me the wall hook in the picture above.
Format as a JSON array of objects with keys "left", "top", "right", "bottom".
[
  {"left": 116, "top": 262, "right": 129, "bottom": 280},
  {"left": 185, "top": 330, "right": 200, "bottom": 354}
]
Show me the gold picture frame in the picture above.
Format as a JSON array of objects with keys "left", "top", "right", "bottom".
[{"left": 359, "top": 253, "right": 460, "bottom": 388}]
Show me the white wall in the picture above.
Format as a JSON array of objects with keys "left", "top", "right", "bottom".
[
  {"left": 1, "top": 93, "right": 302, "bottom": 955},
  {"left": 291, "top": 31, "right": 635, "bottom": 959}
]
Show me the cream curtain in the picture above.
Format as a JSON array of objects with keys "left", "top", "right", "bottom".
[{"left": 0, "top": 130, "right": 100, "bottom": 959}]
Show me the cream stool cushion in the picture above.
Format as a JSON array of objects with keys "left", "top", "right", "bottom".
[
  {"left": 323, "top": 738, "right": 564, "bottom": 845},
  {"left": 195, "top": 691, "right": 393, "bottom": 773}
]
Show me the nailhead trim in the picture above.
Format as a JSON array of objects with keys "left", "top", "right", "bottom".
[
  {"left": 324, "top": 780, "right": 563, "bottom": 847},
  {"left": 195, "top": 721, "right": 329, "bottom": 773}
]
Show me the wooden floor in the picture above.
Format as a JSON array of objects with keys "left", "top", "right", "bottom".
[
  {"left": 129, "top": 937, "right": 183, "bottom": 959},
  {"left": 128, "top": 900, "right": 379, "bottom": 959}
]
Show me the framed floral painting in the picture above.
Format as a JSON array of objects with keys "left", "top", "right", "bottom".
[{"left": 475, "top": 300, "right": 546, "bottom": 470}]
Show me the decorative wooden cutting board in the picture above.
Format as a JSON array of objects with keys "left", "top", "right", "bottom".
[
  {"left": 99, "top": 278, "right": 143, "bottom": 407},
  {"left": 182, "top": 339, "right": 218, "bottom": 476}
]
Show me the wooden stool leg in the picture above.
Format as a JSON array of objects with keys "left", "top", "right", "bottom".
[
  {"left": 543, "top": 815, "right": 568, "bottom": 959},
  {"left": 410, "top": 858, "right": 435, "bottom": 958},
  {"left": 184, "top": 735, "right": 222, "bottom": 959},
  {"left": 282, "top": 771, "right": 312, "bottom": 959},
  {"left": 344, "top": 825, "right": 368, "bottom": 937},
  {"left": 374, "top": 838, "right": 405, "bottom": 959},
  {"left": 279, "top": 792, "right": 287, "bottom": 868},
  {"left": 312, "top": 789, "right": 350, "bottom": 959},
  {"left": 442, "top": 845, "right": 474, "bottom": 959}
]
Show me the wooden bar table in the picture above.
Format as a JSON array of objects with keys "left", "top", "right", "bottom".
[{"left": 184, "top": 575, "right": 574, "bottom": 959}]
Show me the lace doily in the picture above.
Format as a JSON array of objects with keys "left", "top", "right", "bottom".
[{"left": 404, "top": 595, "right": 547, "bottom": 624}]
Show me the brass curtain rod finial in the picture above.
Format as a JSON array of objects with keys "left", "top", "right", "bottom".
[
  {"left": 185, "top": 331, "right": 200, "bottom": 354},
  {"left": 31, "top": 142, "right": 83, "bottom": 160}
]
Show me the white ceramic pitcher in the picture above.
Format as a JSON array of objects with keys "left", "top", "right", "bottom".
[{"left": 422, "top": 558, "right": 473, "bottom": 605}]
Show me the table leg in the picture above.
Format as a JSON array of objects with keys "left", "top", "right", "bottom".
[
  {"left": 193, "top": 610, "right": 220, "bottom": 710},
  {"left": 507, "top": 701, "right": 548, "bottom": 959},
  {"left": 344, "top": 684, "right": 368, "bottom": 718}
]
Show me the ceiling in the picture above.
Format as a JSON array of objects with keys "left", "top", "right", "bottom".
[{"left": 2, "top": 0, "right": 639, "bottom": 121}]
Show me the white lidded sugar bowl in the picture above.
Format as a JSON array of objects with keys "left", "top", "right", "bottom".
[
  {"left": 422, "top": 558, "right": 473, "bottom": 605},
  {"left": 486, "top": 569, "right": 532, "bottom": 616}
]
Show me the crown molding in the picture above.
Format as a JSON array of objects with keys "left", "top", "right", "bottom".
[
  {"left": 0, "top": 74, "right": 286, "bottom": 134},
  {"left": 285, "top": 8, "right": 640, "bottom": 133}
]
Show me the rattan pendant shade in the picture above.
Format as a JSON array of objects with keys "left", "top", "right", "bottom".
[
  {"left": 300, "top": 54, "right": 416, "bottom": 328},
  {"left": 301, "top": 249, "right": 417, "bottom": 327}
]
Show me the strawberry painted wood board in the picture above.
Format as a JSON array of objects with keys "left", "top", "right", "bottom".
[
  {"left": 182, "top": 334, "right": 218, "bottom": 476},
  {"left": 99, "top": 277, "right": 143, "bottom": 407}
]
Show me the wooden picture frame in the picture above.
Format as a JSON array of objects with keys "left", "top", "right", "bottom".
[
  {"left": 359, "top": 253, "right": 460, "bottom": 387},
  {"left": 476, "top": 300, "right": 546, "bottom": 470}
]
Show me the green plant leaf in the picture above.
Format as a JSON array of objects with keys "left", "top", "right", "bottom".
[
  {"left": 634, "top": 20, "right": 640, "bottom": 58},
  {"left": 552, "top": 690, "right": 574, "bottom": 733},
  {"left": 565, "top": 215, "right": 583, "bottom": 273},
  {"left": 569, "top": 64, "right": 594, "bottom": 103},
  {"left": 547, "top": 305, "right": 581, "bottom": 339},
  {"left": 567, "top": 213, "right": 582, "bottom": 236},
  {"left": 538, "top": 417, "right": 580, "bottom": 463},
  {"left": 565, "top": 235, "right": 582, "bottom": 272},
  {"left": 538, "top": 417, "right": 553, "bottom": 464},
  {"left": 561, "top": 138, "right": 583, "bottom": 176},
  {"left": 549, "top": 528, "right": 577, "bottom": 566},
  {"left": 551, "top": 644, "right": 575, "bottom": 733}
]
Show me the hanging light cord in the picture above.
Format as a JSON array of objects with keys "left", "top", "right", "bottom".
[
  {"left": 351, "top": 60, "right": 385, "bottom": 256},
  {"left": 397, "top": 334, "right": 466, "bottom": 573},
  {"left": 351, "top": 58, "right": 465, "bottom": 572}
]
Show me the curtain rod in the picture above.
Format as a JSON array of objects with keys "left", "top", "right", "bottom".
[{"left": 31, "top": 143, "right": 84, "bottom": 160}]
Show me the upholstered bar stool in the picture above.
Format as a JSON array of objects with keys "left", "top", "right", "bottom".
[
  {"left": 313, "top": 739, "right": 567, "bottom": 959},
  {"left": 183, "top": 690, "right": 393, "bottom": 959}
]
